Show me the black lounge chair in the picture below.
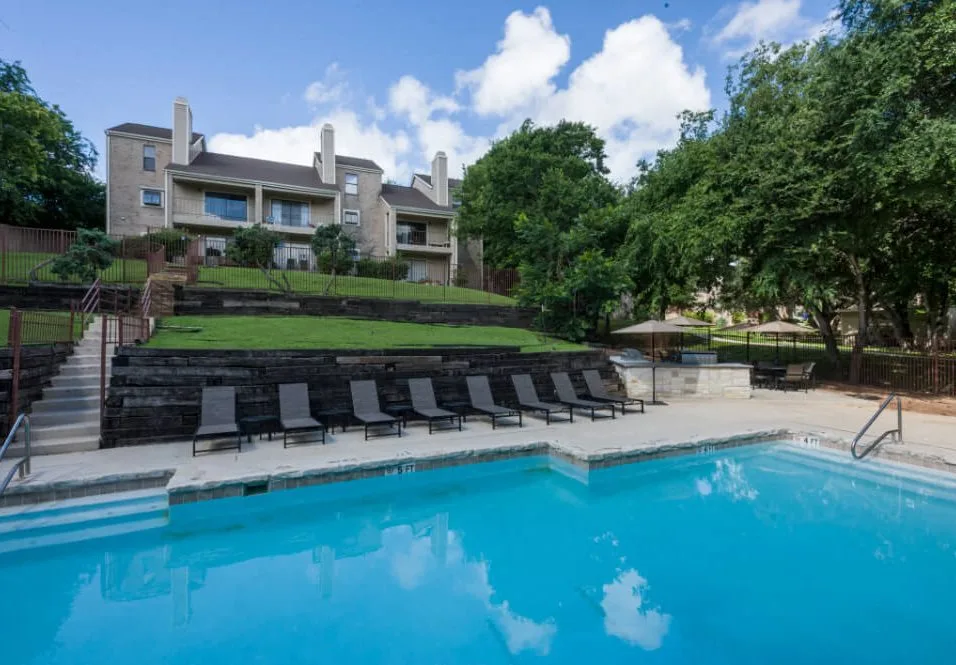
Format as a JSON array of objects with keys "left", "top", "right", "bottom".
[
  {"left": 408, "top": 378, "right": 462, "bottom": 434},
  {"left": 279, "top": 383, "right": 326, "bottom": 447},
  {"left": 511, "top": 374, "right": 573, "bottom": 424},
  {"left": 582, "top": 369, "right": 645, "bottom": 414},
  {"left": 466, "top": 376, "right": 522, "bottom": 429},
  {"left": 550, "top": 372, "right": 616, "bottom": 421},
  {"left": 193, "top": 386, "right": 241, "bottom": 456},
  {"left": 350, "top": 380, "right": 402, "bottom": 440}
]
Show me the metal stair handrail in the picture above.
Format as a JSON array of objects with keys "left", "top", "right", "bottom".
[
  {"left": 851, "top": 393, "right": 902, "bottom": 460},
  {"left": 0, "top": 414, "right": 31, "bottom": 496}
]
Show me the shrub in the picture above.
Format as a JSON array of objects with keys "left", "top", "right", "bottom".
[
  {"left": 355, "top": 258, "right": 409, "bottom": 281},
  {"left": 226, "top": 224, "right": 280, "bottom": 268},
  {"left": 149, "top": 229, "right": 194, "bottom": 262},
  {"left": 312, "top": 225, "right": 356, "bottom": 275},
  {"left": 49, "top": 228, "right": 118, "bottom": 283}
]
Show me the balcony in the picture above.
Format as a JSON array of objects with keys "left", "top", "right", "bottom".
[
  {"left": 396, "top": 225, "right": 452, "bottom": 254},
  {"left": 172, "top": 201, "right": 333, "bottom": 236}
]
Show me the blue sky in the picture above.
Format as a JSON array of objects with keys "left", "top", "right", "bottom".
[{"left": 1, "top": 0, "right": 837, "bottom": 182}]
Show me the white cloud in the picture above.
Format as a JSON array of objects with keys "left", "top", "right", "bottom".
[
  {"left": 209, "top": 7, "right": 712, "bottom": 184},
  {"left": 455, "top": 7, "right": 571, "bottom": 116},
  {"left": 713, "top": 0, "right": 835, "bottom": 56},
  {"left": 715, "top": 0, "right": 802, "bottom": 43},
  {"left": 303, "top": 63, "right": 349, "bottom": 107},
  {"left": 208, "top": 109, "right": 413, "bottom": 182}
]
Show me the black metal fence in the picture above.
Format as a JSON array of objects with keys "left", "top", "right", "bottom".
[{"left": 638, "top": 329, "right": 956, "bottom": 396}]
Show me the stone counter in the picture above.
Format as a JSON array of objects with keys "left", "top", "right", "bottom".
[{"left": 611, "top": 358, "right": 752, "bottom": 400}]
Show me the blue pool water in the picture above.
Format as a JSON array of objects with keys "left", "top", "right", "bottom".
[{"left": 3, "top": 443, "right": 956, "bottom": 664}]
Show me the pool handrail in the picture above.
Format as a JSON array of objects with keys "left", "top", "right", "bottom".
[
  {"left": 851, "top": 393, "right": 902, "bottom": 460},
  {"left": 0, "top": 413, "right": 31, "bottom": 496}
]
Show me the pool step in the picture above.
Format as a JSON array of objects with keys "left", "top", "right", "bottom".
[{"left": 0, "top": 489, "right": 168, "bottom": 554}]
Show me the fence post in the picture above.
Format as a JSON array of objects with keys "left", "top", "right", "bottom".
[
  {"left": 8, "top": 309, "right": 21, "bottom": 433},
  {"left": 1, "top": 225, "right": 6, "bottom": 284},
  {"left": 100, "top": 315, "right": 107, "bottom": 420},
  {"left": 68, "top": 302, "right": 75, "bottom": 343},
  {"left": 746, "top": 332, "right": 751, "bottom": 362}
]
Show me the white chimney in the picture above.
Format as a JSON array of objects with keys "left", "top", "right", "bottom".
[
  {"left": 172, "top": 97, "right": 192, "bottom": 164},
  {"left": 432, "top": 151, "right": 448, "bottom": 206},
  {"left": 320, "top": 123, "right": 336, "bottom": 184}
]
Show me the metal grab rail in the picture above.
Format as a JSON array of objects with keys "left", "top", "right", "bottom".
[
  {"left": 0, "top": 414, "right": 31, "bottom": 496},
  {"left": 851, "top": 393, "right": 902, "bottom": 460}
]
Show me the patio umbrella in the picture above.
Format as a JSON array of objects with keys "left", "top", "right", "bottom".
[
  {"left": 742, "top": 320, "right": 814, "bottom": 362},
  {"left": 666, "top": 315, "right": 714, "bottom": 327},
  {"left": 612, "top": 319, "right": 686, "bottom": 405}
]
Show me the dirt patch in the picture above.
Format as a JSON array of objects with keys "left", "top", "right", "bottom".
[{"left": 819, "top": 382, "right": 956, "bottom": 417}]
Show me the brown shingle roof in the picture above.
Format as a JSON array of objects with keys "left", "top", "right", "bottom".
[
  {"left": 167, "top": 152, "right": 338, "bottom": 191},
  {"left": 381, "top": 184, "right": 454, "bottom": 213},
  {"left": 107, "top": 122, "right": 203, "bottom": 143},
  {"left": 333, "top": 154, "right": 383, "bottom": 171}
]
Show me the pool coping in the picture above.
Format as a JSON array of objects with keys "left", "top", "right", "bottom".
[{"left": 4, "top": 426, "right": 955, "bottom": 509}]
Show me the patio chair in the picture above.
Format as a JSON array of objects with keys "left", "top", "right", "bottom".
[
  {"left": 511, "top": 374, "right": 573, "bottom": 425},
  {"left": 802, "top": 362, "right": 817, "bottom": 390},
  {"left": 582, "top": 369, "right": 645, "bottom": 414},
  {"left": 752, "top": 361, "right": 776, "bottom": 389},
  {"left": 408, "top": 378, "right": 462, "bottom": 434},
  {"left": 466, "top": 375, "right": 522, "bottom": 429},
  {"left": 193, "top": 386, "right": 241, "bottom": 456},
  {"left": 550, "top": 372, "right": 616, "bottom": 421},
  {"left": 777, "top": 364, "right": 810, "bottom": 392},
  {"left": 279, "top": 383, "right": 326, "bottom": 447},
  {"left": 350, "top": 380, "right": 402, "bottom": 440}
]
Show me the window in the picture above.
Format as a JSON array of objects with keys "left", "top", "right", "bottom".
[
  {"left": 270, "top": 199, "right": 310, "bottom": 227},
  {"left": 143, "top": 145, "right": 156, "bottom": 171},
  {"left": 141, "top": 189, "right": 163, "bottom": 207},
  {"left": 397, "top": 222, "right": 426, "bottom": 245},
  {"left": 407, "top": 259, "right": 427, "bottom": 282},
  {"left": 204, "top": 192, "right": 248, "bottom": 221},
  {"left": 345, "top": 173, "right": 359, "bottom": 196},
  {"left": 343, "top": 209, "right": 360, "bottom": 226}
]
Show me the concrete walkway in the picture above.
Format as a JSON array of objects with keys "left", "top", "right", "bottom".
[{"left": 3, "top": 388, "right": 955, "bottom": 504}]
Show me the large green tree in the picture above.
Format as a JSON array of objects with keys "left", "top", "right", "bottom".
[
  {"left": 0, "top": 60, "right": 104, "bottom": 230},
  {"left": 456, "top": 119, "right": 619, "bottom": 268}
]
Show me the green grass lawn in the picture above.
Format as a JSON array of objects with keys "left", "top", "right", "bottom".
[
  {"left": 147, "top": 315, "right": 584, "bottom": 352},
  {"left": 1, "top": 252, "right": 515, "bottom": 305},
  {"left": 0, "top": 308, "right": 86, "bottom": 345}
]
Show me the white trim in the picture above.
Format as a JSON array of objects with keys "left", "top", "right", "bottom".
[
  {"left": 105, "top": 130, "right": 173, "bottom": 143},
  {"left": 380, "top": 200, "right": 456, "bottom": 218},
  {"left": 166, "top": 169, "right": 337, "bottom": 197},
  {"left": 140, "top": 187, "right": 164, "bottom": 208},
  {"left": 105, "top": 134, "right": 111, "bottom": 234},
  {"left": 336, "top": 162, "right": 382, "bottom": 174},
  {"left": 411, "top": 174, "right": 433, "bottom": 190},
  {"left": 342, "top": 209, "right": 361, "bottom": 226}
]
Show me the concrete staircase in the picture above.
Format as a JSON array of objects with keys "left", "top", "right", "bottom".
[{"left": 13, "top": 317, "right": 111, "bottom": 456}]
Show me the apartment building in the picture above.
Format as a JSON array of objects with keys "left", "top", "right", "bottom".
[{"left": 105, "top": 98, "right": 480, "bottom": 282}]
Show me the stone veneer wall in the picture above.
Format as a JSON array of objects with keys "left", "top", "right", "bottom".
[
  {"left": 0, "top": 343, "right": 72, "bottom": 433},
  {"left": 173, "top": 287, "right": 536, "bottom": 328},
  {"left": 103, "top": 347, "right": 615, "bottom": 447},
  {"left": 612, "top": 360, "right": 752, "bottom": 399}
]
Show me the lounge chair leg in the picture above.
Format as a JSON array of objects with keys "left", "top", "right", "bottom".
[
  {"left": 192, "top": 437, "right": 197, "bottom": 457},
  {"left": 492, "top": 414, "right": 497, "bottom": 430},
  {"left": 458, "top": 415, "right": 462, "bottom": 431},
  {"left": 546, "top": 410, "right": 550, "bottom": 425},
  {"left": 518, "top": 412, "right": 523, "bottom": 427}
]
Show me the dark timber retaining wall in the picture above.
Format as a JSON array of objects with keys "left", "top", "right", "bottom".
[
  {"left": 0, "top": 343, "right": 72, "bottom": 433},
  {"left": 103, "top": 347, "right": 615, "bottom": 447},
  {"left": 173, "top": 287, "right": 536, "bottom": 327},
  {"left": 0, "top": 284, "right": 141, "bottom": 311}
]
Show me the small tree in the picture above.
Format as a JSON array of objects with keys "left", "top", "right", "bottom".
[
  {"left": 225, "top": 224, "right": 290, "bottom": 293},
  {"left": 312, "top": 225, "right": 356, "bottom": 294},
  {"left": 47, "top": 228, "right": 118, "bottom": 283}
]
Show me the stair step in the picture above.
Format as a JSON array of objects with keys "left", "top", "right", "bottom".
[
  {"left": 59, "top": 363, "right": 108, "bottom": 375},
  {"left": 0, "top": 498, "right": 167, "bottom": 537},
  {"left": 0, "top": 488, "right": 167, "bottom": 522},
  {"left": 6, "top": 434, "right": 99, "bottom": 456},
  {"left": 29, "top": 409, "right": 99, "bottom": 428},
  {"left": 31, "top": 395, "right": 100, "bottom": 413},
  {"left": 29, "top": 421, "right": 101, "bottom": 442},
  {"left": 0, "top": 494, "right": 168, "bottom": 554},
  {"left": 50, "top": 373, "right": 104, "bottom": 387},
  {"left": 42, "top": 385, "right": 100, "bottom": 399}
]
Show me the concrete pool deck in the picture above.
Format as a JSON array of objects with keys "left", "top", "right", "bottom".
[{"left": 3, "top": 389, "right": 956, "bottom": 506}]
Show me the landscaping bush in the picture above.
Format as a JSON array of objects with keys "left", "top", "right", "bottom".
[
  {"left": 312, "top": 226, "right": 356, "bottom": 276},
  {"left": 150, "top": 229, "right": 194, "bottom": 262},
  {"left": 355, "top": 258, "right": 409, "bottom": 281},
  {"left": 49, "top": 228, "right": 118, "bottom": 283}
]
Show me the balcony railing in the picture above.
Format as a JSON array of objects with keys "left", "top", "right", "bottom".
[
  {"left": 172, "top": 201, "right": 335, "bottom": 232},
  {"left": 397, "top": 229, "right": 427, "bottom": 246},
  {"left": 396, "top": 227, "right": 451, "bottom": 250}
]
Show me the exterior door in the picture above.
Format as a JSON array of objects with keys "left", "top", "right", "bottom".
[{"left": 407, "top": 259, "right": 427, "bottom": 282}]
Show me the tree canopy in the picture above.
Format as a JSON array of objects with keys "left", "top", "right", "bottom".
[{"left": 0, "top": 59, "right": 105, "bottom": 230}]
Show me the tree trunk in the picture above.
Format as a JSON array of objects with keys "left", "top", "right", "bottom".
[
  {"left": 924, "top": 284, "right": 950, "bottom": 349},
  {"left": 846, "top": 254, "right": 870, "bottom": 384},
  {"left": 807, "top": 301, "right": 840, "bottom": 367},
  {"left": 882, "top": 300, "right": 913, "bottom": 349}
]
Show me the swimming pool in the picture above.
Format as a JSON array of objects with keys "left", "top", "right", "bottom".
[{"left": 2, "top": 442, "right": 956, "bottom": 664}]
